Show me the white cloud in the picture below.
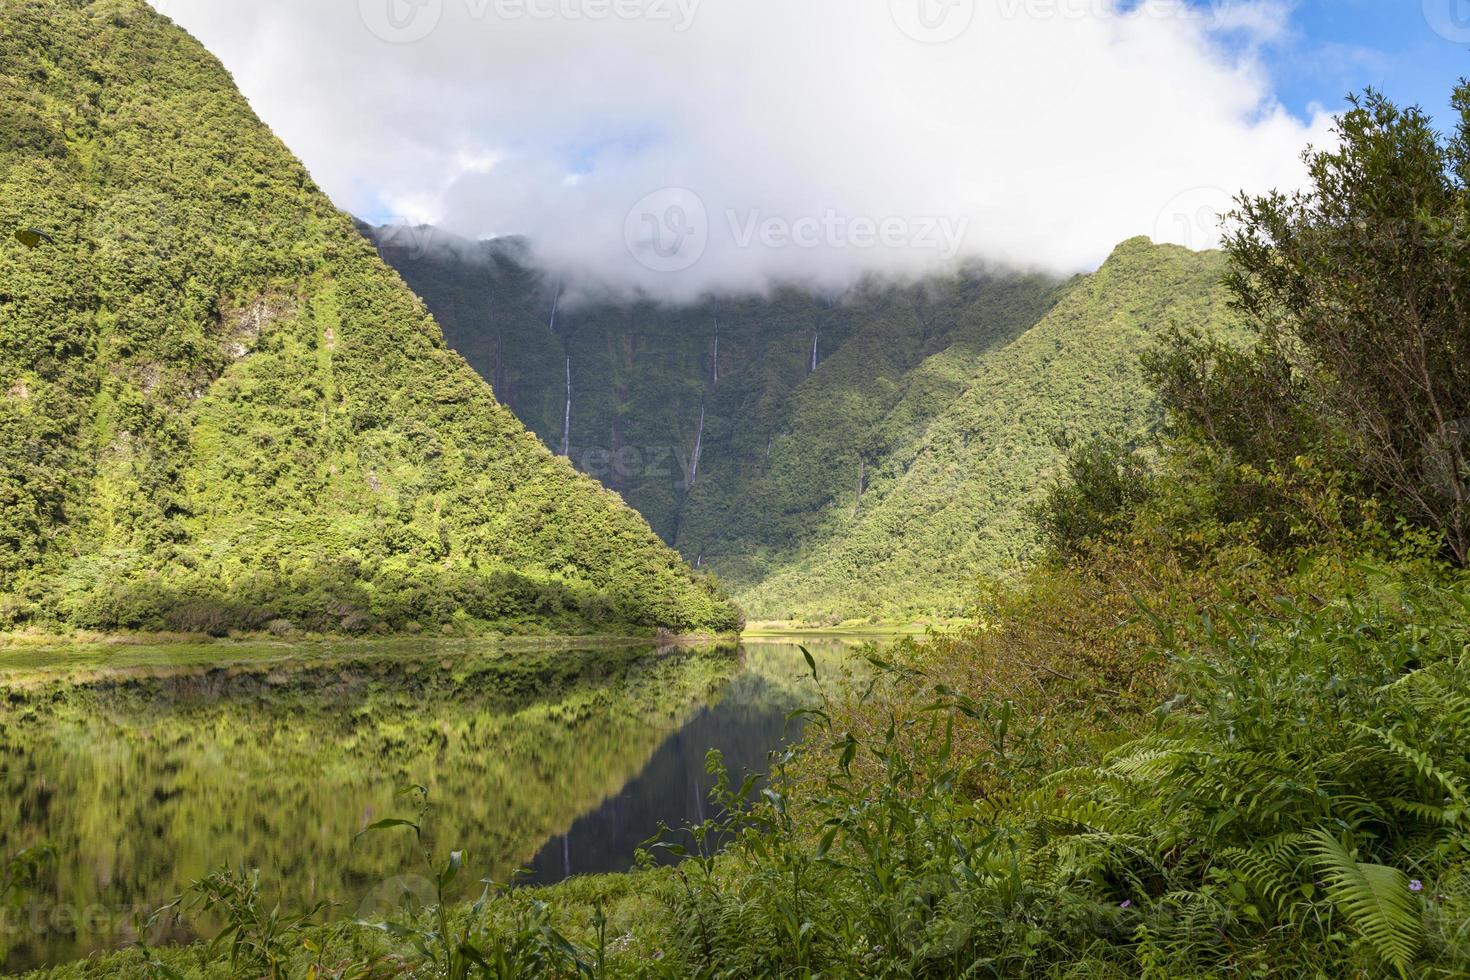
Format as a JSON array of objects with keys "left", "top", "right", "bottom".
[{"left": 151, "top": 0, "right": 1334, "bottom": 302}]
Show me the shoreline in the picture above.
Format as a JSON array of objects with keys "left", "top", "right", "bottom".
[
  {"left": 0, "top": 630, "right": 744, "bottom": 678},
  {"left": 742, "top": 619, "right": 955, "bottom": 638}
]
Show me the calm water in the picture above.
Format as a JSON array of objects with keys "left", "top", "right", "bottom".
[{"left": 0, "top": 635, "right": 876, "bottom": 970}]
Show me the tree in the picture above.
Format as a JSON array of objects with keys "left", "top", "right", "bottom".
[{"left": 1222, "top": 85, "right": 1470, "bottom": 564}]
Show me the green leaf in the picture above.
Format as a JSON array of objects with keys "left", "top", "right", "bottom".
[
  {"left": 438, "top": 850, "right": 463, "bottom": 892},
  {"left": 1309, "top": 830, "right": 1422, "bottom": 975},
  {"left": 354, "top": 818, "right": 421, "bottom": 842}
]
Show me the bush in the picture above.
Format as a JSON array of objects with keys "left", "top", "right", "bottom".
[
  {"left": 1034, "top": 433, "right": 1155, "bottom": 559},
  {"left": 163, "top": 598, "right": 273, "bottom": 637}
]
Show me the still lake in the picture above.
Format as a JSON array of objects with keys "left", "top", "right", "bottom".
[{"left": 0, "top": 634, "right": 885, "bottom": 970}]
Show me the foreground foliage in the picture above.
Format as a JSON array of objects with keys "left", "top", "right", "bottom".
[{"left": 31, "top": 571, "right": 1470, "bottom": 979}]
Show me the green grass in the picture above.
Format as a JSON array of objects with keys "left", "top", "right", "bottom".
[{"left": 741, "top": 620, "right": 953, "bottom": 638}]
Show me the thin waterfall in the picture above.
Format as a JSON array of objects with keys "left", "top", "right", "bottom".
[
  {"left": 689, "top": 402, "right": 705, "bottom": 486},
  {"left": 712, "top": 301, "right": 720, "bottom": 384},
  {"left": 553, "top": 287, "right": 568, "bottom": 457},
  {"left": 560, "top": 357, "right": 571, "bottom": 457},
  {"left": 809, "top": 332, "right": 820, "bottom": 374}
]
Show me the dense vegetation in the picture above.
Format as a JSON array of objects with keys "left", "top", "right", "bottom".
[
  {"left": 373, "top": 228, "right": 1066, "bottom": 621},
  {"left": 735, "top": 238, "right": 1237, "bottom": 620},
  {"left": 34, "top": 81, "right": 1470, "bottom": 978},
  {"left": 0, "top": 0, "right": 739, "bottom": 638},
  {"left": 379, "top": 226, "right": 1237, "bottom": 622}
]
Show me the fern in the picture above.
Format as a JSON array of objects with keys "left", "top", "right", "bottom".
[
  {"left": 1216, "top": 833, "right": 1311, "bottom": 923},
  {"left": 1309, "top": 829, "right": 1423, "bottom": 975},
  {"left": 1368, "top": 725, "right": 1470, "bottom": 816},
  {"left": 1105, "top": 747, "right": 1185, "bottom": 782}
]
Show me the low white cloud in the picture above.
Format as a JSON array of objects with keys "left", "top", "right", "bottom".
[{"left": 152, "top": 0, "right": 1334, "bottom": 302}]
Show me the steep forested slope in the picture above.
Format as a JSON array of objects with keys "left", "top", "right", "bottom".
[
  {"left": 375, "top": 230, "right": 1232, "bottom": 620},
  {"left": 740, "top": 239, "right": 1237, "bottom": 617},
  {"left": 0, "top": 0, "right": 738, "bottom": 635},
  {"left": 370, "top": 229, "right": 1073, "bottom": 610}
]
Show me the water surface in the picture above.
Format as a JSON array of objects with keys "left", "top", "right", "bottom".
[{"left": 0, "top": 635, "right": 874, "bottom": 970}]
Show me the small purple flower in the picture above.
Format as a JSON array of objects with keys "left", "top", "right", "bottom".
[
  {"left": 1410, "top": 880, "right": 1424, "bottom": 893},
  {"left": 1120, "top": 900, "right": 1132, "bottom": 909}
]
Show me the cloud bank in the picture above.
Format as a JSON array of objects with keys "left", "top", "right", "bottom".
[{"left": 153, "top": 0, "right": 1334, "bottom": 302}]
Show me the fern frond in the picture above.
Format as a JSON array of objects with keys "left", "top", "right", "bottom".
[
  {"left": 1105, "top": 747, "right": 1184, "bottom": 782},
  {"left": 1216, "top": 833, "right": 1312, "bottom": 922},
  {"left": 1368, "top": 726, "right": 1470, "bottom": 811},
  {"left": 1387, "top": 797, "right": 1469, "bottom": 830},
  {"left": 1309, "top": 829, "right": 1423, "bottom": 975}
]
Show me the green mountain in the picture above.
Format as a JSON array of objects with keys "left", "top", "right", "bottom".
[
  {"left": 373, "top": 230, "right": 1234, "bottom": 620},
  {"left": 738, "top": 239, "right": 1236, "bottom": 618},
  {"left": 0, "top": 0, "right": 738, "bottom": 636}
]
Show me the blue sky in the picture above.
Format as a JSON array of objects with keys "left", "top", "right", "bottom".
[{"left": 1239, "top": 0, "right": 1467, "bottom": 129}]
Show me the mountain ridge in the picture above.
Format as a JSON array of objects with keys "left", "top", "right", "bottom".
[{"left": 368, "top": 226, "right": 1234, "bottom": 619}]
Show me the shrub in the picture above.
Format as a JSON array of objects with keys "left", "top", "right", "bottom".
[
  {"left": 1033, "top": 433, "right": 1155, "bottom": 559},
  {"left": 163, "top": 598, "right": 272, "bottom": 637}
]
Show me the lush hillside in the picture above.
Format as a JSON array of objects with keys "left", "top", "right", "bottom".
[
  {"left": 739, "top": 238, "right": 1237, "bottom": 618},
  {"left": 374, "top": 230, "right": 1233, "bottom": 620},
  {"left": 0, "top": 0, "right": 738, "bottom": 636}
]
